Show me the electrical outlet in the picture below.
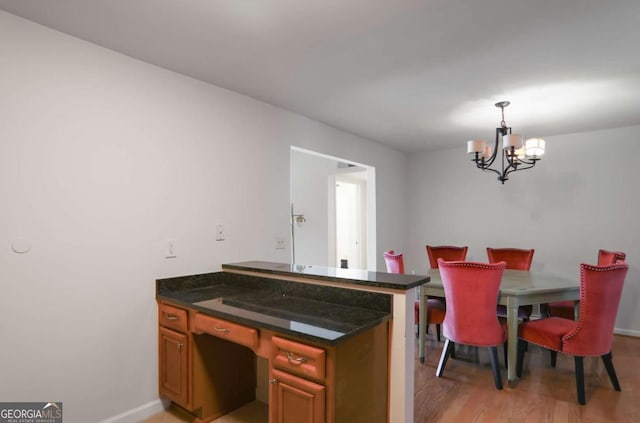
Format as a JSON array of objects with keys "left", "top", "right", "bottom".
[
  {"left": 275, "top": 237, "right": 285, "bottom": 250},
  {"left": 165, "top": 238, "right": 177, "bottom": 258},
  {"left": 216, "top": 225, "right": 225, "bottom": 241}
]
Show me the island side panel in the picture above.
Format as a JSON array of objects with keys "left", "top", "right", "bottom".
[{"left": 388, "top": 288, "right": 415, "bottom": 423}]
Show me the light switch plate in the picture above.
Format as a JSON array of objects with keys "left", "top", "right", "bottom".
[
  {"left": 165, "top": 238, "right": 177, "bottom": 258},
  {"left": 216, "top": 225, "right": 225, "bottom": 241}
]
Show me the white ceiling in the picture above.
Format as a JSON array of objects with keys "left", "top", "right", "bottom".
[{"left": 2, "top": 0, "right": 640, "bottom": 153}]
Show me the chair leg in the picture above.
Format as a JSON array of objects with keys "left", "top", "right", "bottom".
[
  {"left": 472, "top": 346, "right": 480, "bottom": 363},
  {"left": 503, "top": 341, "right": 508, "bottom": 369},
  {"left": 602, "top": 352, "right": 621, "bottom": 391},
  {"left": 540, "top": 303, "right": 549, "bottom": 317},
  {"left": 550, "top": 350, "right": 558, "bottom": 368},
  {"left": 521, "top": 317, "right": 529, "bottom": 351},
  {"left": 436, "top": 324, "right": 441, "bottom": 342},
  {"left": 450, "top": 341, "right": 456, "bottom": 359},
  {"left": 488, "top": 346, "right": 503, "bottom": 390},
  {"left": 574, "top": 356, "right": 586, "bottom": 405},
  {"left": 436, "top": 338, "right": 454, "bottom": 377},
  {"left": 516, "top": 339, "right": 526, "bottom": 378}
]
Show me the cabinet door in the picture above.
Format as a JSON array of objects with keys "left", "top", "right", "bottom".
[
  {"left": 159, "top": 326, "right": 189, "bottom": 407},
  {"left": 270, "top": 368, "right": 325, "bottom": 423}
]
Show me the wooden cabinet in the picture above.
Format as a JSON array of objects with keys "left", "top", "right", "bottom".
[
  {"left": 270, "top": 337, "right": 326, "bottom": 423},
  {"left": 270, "top": 368, "right": 325, "bottom": 423},
  {"left": 159, "top": 326, "right": 189, "bottom": 407},
  {"left": 158, "top": 300, "right": 388, "bottom": 423},
  {"left": 268, "top": 326, "right": 388, "bottom": 423},
  {"left": 158, "top": 303, "right": 191, "bottom": 409},
  {"left": 158, "top": 301, "right": 257, "bottom": 422}
]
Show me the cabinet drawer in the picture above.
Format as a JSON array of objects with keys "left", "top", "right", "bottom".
[
  {"left": 272, "top": 336, "right": 326, "bottom": 382},
  {"left": 159, "top": 303, "right": 188, "bottom": 332},
  {"left": 193, "top": 313, "right": 258, "bottom": 350}
]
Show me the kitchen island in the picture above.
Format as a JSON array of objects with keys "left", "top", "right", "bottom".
[{"left": 157, "top": 261, "right": 429, "bottom": 423}]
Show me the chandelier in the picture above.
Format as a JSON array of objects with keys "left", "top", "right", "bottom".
[{"left": 466, "top": 101, "right": 545, "bottom": 184}]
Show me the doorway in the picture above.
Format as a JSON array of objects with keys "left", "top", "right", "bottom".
[{"left": 290, "top": 147, "right": 376, "bottom": 270}]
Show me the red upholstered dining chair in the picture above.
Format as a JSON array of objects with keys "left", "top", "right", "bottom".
[
  {"left": 548, "top": 249, "right": 627, "bottom": 320},
  {"left": 383, "top": 251, "right": 446, "bottom": 341},
  {"left": 426, "top": 245, "right": 469, "bottom": 268},
  {"left": 516, "top": 262, "right": 629, "bottom": 405},
  {"left": 422, "top": 245, "right": 468, "bottom": 340},
  {"left": 598, "top": 249, "right": 627, "bottom": 266},
  {"left": 487, "top": 247, "right": 535, "bottom": 320},
  {"left": 436, "top": 260, "right": 507, "bottom": 389},
  {"left": 383, "top": 250, "right": 405, "bottom": 274}
]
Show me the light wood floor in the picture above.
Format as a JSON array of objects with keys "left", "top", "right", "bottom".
[
  {"left": 144, "top": 334, "right": 639, "bottom": 423},
  {"left": 141, "top": 400, "right": 267, "bottom": 423},
  {"left": 416, "top": 333, "right": 639, "bottom": 422}
]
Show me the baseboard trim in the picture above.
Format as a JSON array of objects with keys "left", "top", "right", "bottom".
[
  {"left": 615, "top": 328, "right": 640, "bottom": 338},
  {"left": 99, "top": 399, "right": 167, "bottom": 423}
]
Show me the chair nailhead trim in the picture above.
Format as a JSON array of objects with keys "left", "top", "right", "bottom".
[{"left": 439, "top": 262, "right": 506, "bottom": 270}]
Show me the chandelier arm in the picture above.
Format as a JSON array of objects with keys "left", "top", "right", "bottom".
[
  {"left": 474, "top": 157, "right": 495, "bottom": 171},
  {"left": 481, "top": 167, "right": 503, "bottom": 177},
  {"left": 505, "top": 161, "right": 537, "bottom": 176},
  {"left": 482, "top": 128, "right": 502, "bottom": 168},
  {"left": 501, "top": 159, "right": 521, "bottom": 178},
  {"left": 504, "top": 161, "right": 516, "bottom": 173},
  {"left": 516, "top": 158, "right": 539, "bottom": 166}
]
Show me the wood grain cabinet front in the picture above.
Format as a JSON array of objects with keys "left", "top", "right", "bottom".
[
  {"left": 193, "top": 313, "right": 259, "bottom": 350},
  {"left": 158, "top": 302, "right": 191, "bottom": 409},
  {"left": 272, "top": 336, "right": 326, "bottom": 383},
  {"left": 269, "top": 368, "right": 325, "bottom": 423},
  {"left": 158, "top": 326, "right": 189, "bottom": 407},
  {"left": 269, "top": 324, "right": 389, "bottom": 423},
  {"left": 159, "top": 303, "right": 188, "bottom": 332},
  {"left": 157, "top": 299, "right": 388, "bottom": 423}
]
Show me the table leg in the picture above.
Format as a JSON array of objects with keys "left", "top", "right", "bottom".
[
  {"left": 506, "top": 299, "right": 519, "bottom": 385},
  {"left": 418, "top": 286, "right": 427, "bottom": 363}
]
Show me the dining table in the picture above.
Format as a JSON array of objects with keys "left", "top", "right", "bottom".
[{"left": 418, "top": 268, "right": 580, "bottom": 385}]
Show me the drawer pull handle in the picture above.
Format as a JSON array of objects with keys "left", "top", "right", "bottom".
[
  {"left": 269, "top": 378, "right": 278, "bottom": 385},
  {"left": 165, "top": 314, "right": 179, "bottom": 321},
  {"left": 178, "top": 342, "right": 184, "bottom": 349},
  {"left": 285, "top": 352, "right": 308, "bottom": 365},
  {"left": 213, "top": 326, "right": 231, "bottom": 334}
]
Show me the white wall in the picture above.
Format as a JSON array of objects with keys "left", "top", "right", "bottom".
[
  {"left": 0, "top": 12, "right": 407, "bottom": 423},
  {"left": 406, "top": 125, "right": 640, "bottom": 335}
]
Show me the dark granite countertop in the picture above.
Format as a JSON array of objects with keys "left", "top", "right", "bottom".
[
  {"left": 156, "top": 270, "right": 393, "bottom": 345},
  {"left": 222, "top": 260, "right": 430, "bottom": 290}
]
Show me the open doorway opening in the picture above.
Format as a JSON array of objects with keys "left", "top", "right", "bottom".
[
  {"left": 290, "top": 147, "right": 376, "bottom": 270},
  {"left": 335, "top": 170, "right": 367, "bottom": 270}
]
